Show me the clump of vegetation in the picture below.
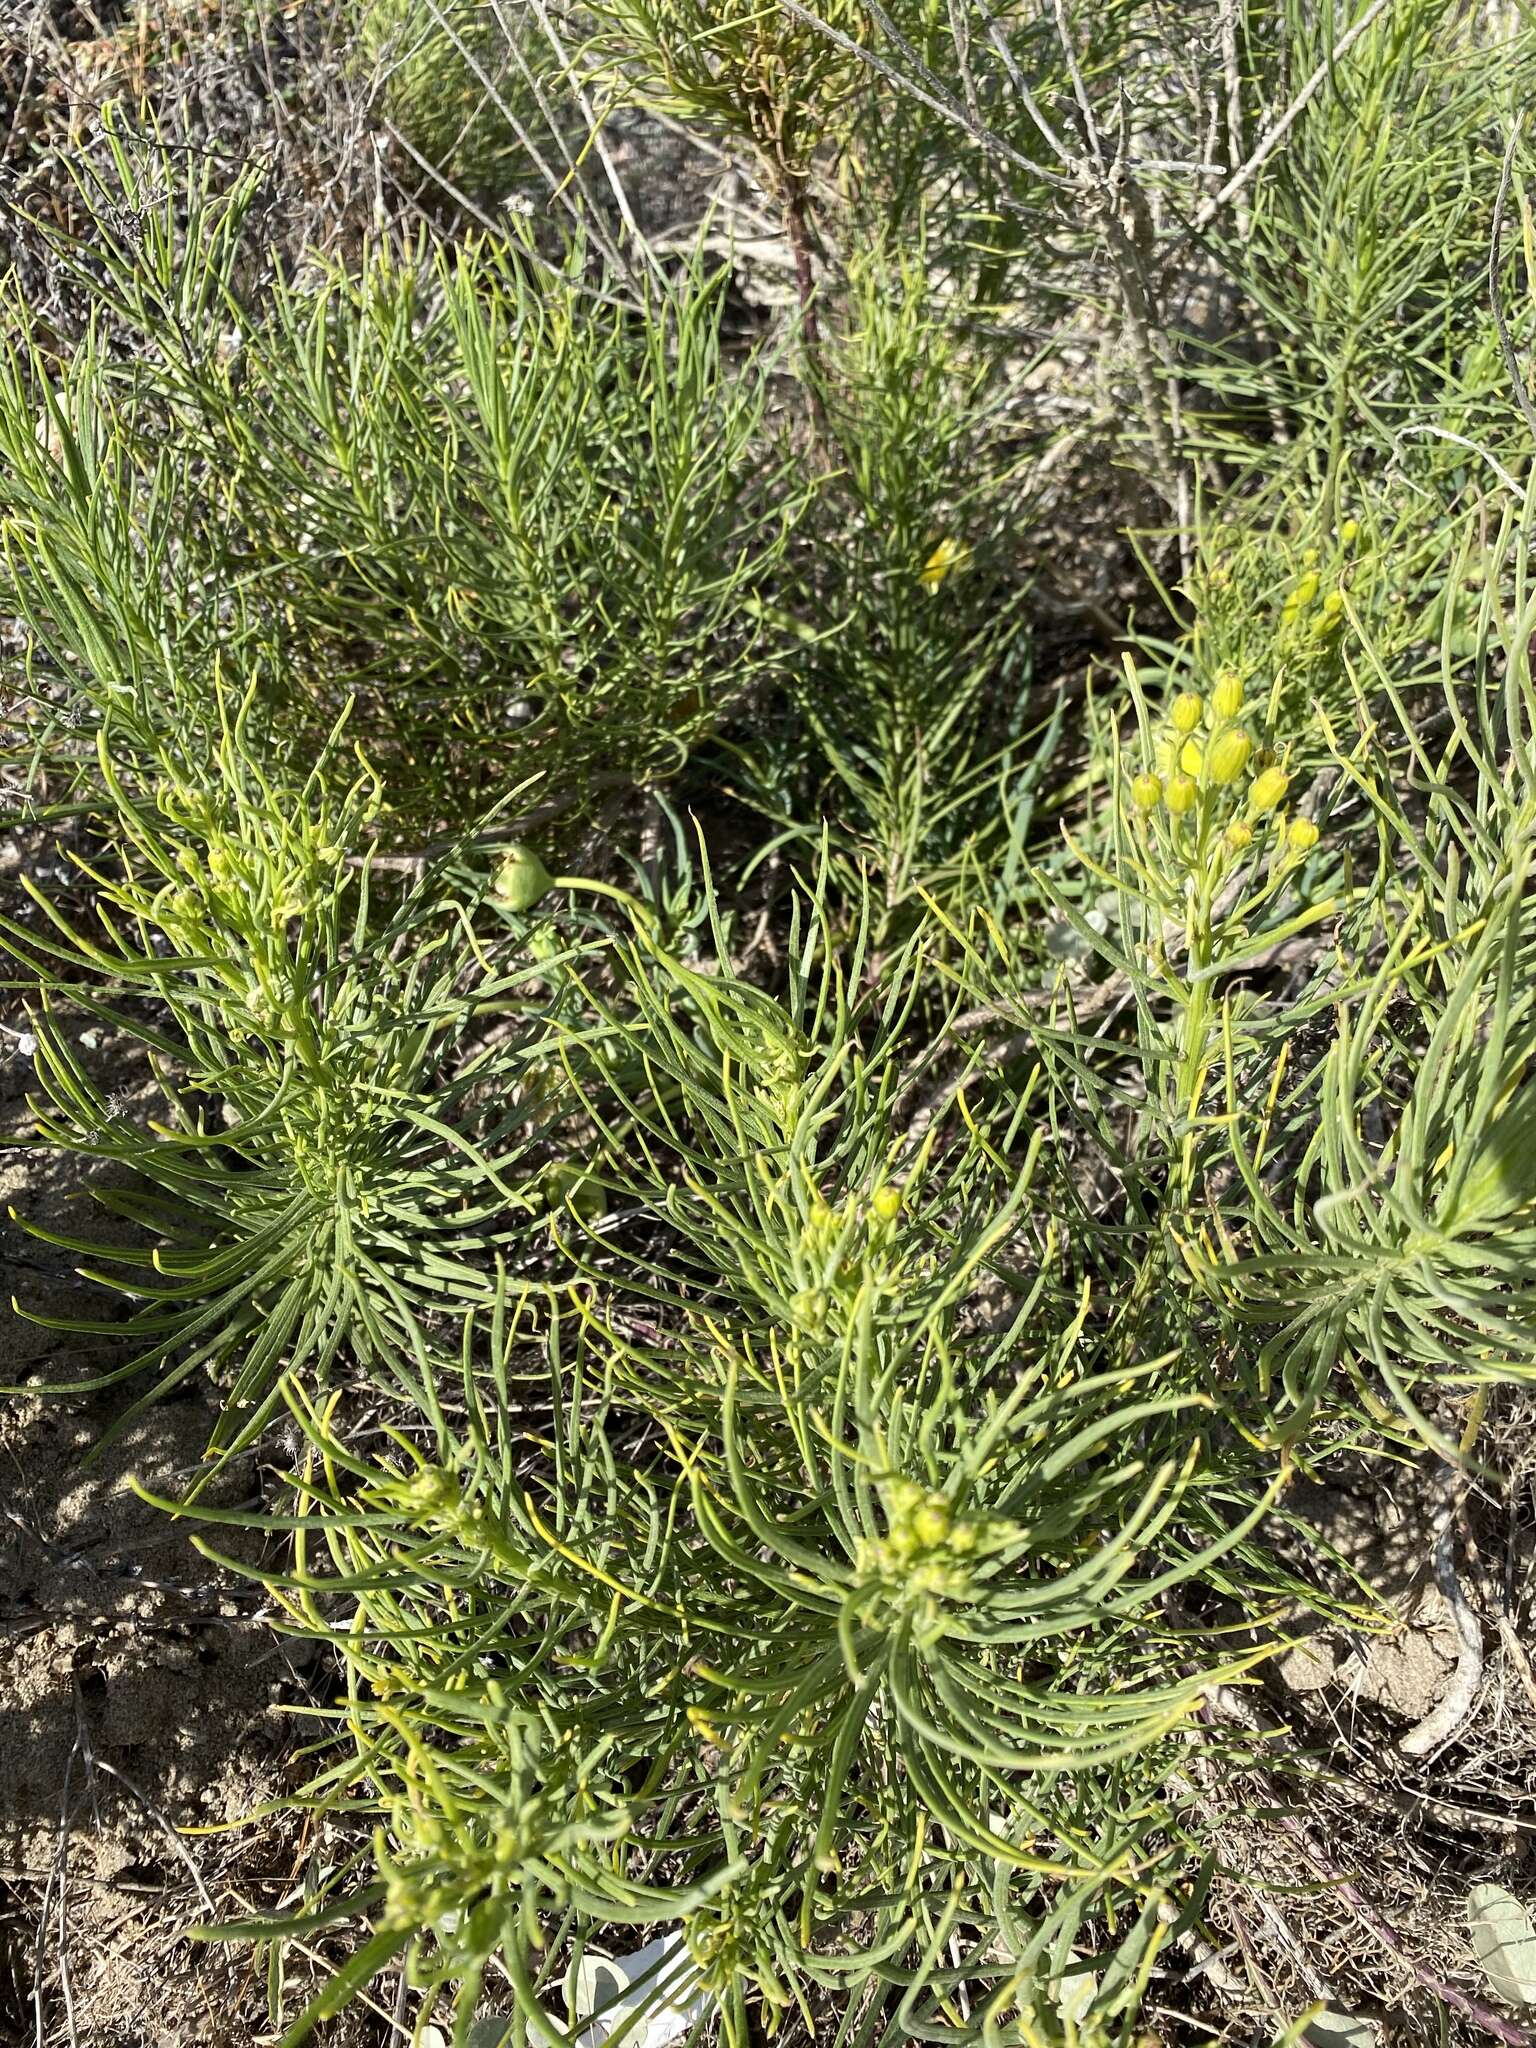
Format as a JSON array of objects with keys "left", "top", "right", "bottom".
[
  {"left": 355, "top": 0, "right": 543, "bottom": 199},
  {"left": 5, "top": 2, "right": 1536, "bottom": 2044}
]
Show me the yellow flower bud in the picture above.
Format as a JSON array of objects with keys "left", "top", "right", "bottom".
[
  {"left": 1249, "top": 765, "right": 1289, "bottom": 813},
  {"left": 1170, "top": 691, "right": 1203, "bottom": 734},
  {"left": 1209, "top": 670, "right": 1244, "bottom": 722},
  {"left": 1340, "top": 517, "right": 1360, "bottom": 544},
  {"left": 1288, "top": 817, "right": 1320, "bottom": 854},
  {"left": 1206, "top": 727, "right": 1252, "bottom": 785},
  {"left": 1224, "top": 820, "right": 1254, "bottom": 852},
  {"left": 1164, "top": 773, "right": 1197, "bottom": 815},
  {"left": 910, "top": 1499, "right": 952, "bottom": 1548},
  {"left": 1129, "top": 771, "right": 1163, "bottom": 812},
  {"left": 1284, "top": 569, "right": 1320, "bottom": 617},
  {"left": 1179, "top": 737, "right": 1203, "bottom": 777},
  {"left": 871, "top": 1183, "right": 903, "bottom": 1222}
]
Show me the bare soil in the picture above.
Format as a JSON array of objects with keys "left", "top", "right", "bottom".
[{"left": 0, "top": 1051, "right": 356, "bottom": 2047}]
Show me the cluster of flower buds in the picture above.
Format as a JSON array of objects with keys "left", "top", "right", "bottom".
[
  {"left": 1127, "top": 670, "right": 1319, "bottom": 858},
  {"left": 856, "top": 1477, "right": 980, "bottom": 1604}
]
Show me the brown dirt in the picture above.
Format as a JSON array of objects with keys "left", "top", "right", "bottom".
[
  {"left": 0, "top": 1392, "right": 291, "bottom": 2047},
  {"left": 1188, "top": 1429, "right": 1536, "bottom": 2047},
  {"left": 1274, "top": 1475, "right": 1464, "bottom": 1724},
  {"left": 0, "top": 1045, "right": 347, "bottom": 2047}
]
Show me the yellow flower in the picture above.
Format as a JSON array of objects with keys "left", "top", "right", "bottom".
[
  {"left": 871, "top": 1183, "right": 904, "bottom": 1222},
  {"left": 1129, "top": 771, "right": 1163, "bottom": 812},
  {"left": 1164, "top": 773, "right": 1197, "bottom": 815},
  {"left": 1170, "top": 691, "right": 1203, "bottom": 734},
  {"left": 1288, "top": 817, "right": 1320, "bottom": 854},
  {"left": 1209, "top": 670, "right": 1244, "bottom": 722},
  {"left": 1224, "top": 820, "right": 1254, "bottom": 852},
  {"left": 920, "top": 536, "right": 970, "bottom": 591},
  {"left": 1249, "top": 765, "right": 1289, "bottom": 813},
  {"left": 1340, "top": 517, "right": 1360, "bottom": 544},
  {"left": 1179, "top": 737, "right": 1204, "bottom": 777},
  {"left": 1207, "top": 728, "right": 1252, "bottom": 785}
]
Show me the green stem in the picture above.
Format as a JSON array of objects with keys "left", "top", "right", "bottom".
[
  {"left": 1319, "top": 335, "right": 1356, "bottom": 532},
  {"left": 551, "top": 875, "right": 657, "bottom": 934}
]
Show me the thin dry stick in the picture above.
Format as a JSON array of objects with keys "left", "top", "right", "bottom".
[
  {"left": 1051, "top": 0, "right": 1103, "bottom": 161},
  {"left": 1154, "top": 1897, "right": 1246, "bottom": 1998},
  {"left": 946, "top": 0, "right": 980, "bottom": 121},
  {"left": 85, "top": 1755, "right": 216, "bottom": 1915},
  {"left": 778, "top": 164, "right": 823, "bottom": 356},
  {"left": 1189, "top": 0, "right": 1400, "bottom": 234},
  {"left": 982, "top": 17, "right": 1077, "bottom": 168},
  {"left": 1217, "top": 0, "right": 1251, "bottom": 236},
  {"left": 410, "top": 0, "right": 634, "bottom": 283},
  {"left": 509, "top": 0, "right": 668, "bottom": 284},
  {"left": 989, "top": 11, "right": 1186, "bottom": 526},
  {"left": 1400, "top": 1467, "right": 1485, "bottom": 1758},
  {"left": 1245, "top": 1885, "right": 1338, "bottom": 2005},
  {"left": 379, "top": 121, "right": 504, "bottom": 236},
  {"left": 1216, "top": 0, "right": 1290, "bottom": 447},
  {"left": 1393, "top": 424, "right": 1529, "bottom": 505},
  {"left": 774, "top": 0, "right": 1073, "bottom": 192}
]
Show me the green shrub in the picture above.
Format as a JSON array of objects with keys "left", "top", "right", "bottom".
[
  {"left": 357, "top": 0, "right": 549, "bottom": 201},
  {"left": 7, "top": 9, "right": 1536, "bottom": 2046},
  {"left": 3, "top": 697, "right": 586, "bottom": 1459},
  {"left": 149, "top": 884, "right": 1327, "bottom": 2048},
  {"left": 0, "top": 145, "right": 802, "bottom": 834}
]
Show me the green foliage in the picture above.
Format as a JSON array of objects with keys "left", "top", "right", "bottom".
[
  {"left": 3, "top": 694, "right": 582, "bottom": 1458},
  {"left": 7, "top": 7, "right": 1536, "bottom": 2046},
  {"left": 582, "top": 0, "right": 889, "bottom": 169},
  {"left": 150, "top": 880, "right": 1298, "bottom": 2042},
  {"left": 0, "top": 137, "right": 799, "bottom": 832},
  {"left": 1202, "top": 514, "right": 1536, "bottom": 1443},
  {"left": 357, "top": 0, "right": 546, "bottom": 199},
  {"left": 759, "top": 241, "right": 1040, "bottom": 917},
  {"left": 1205, "top": 2, "right": 1534, "bottom": 507}
]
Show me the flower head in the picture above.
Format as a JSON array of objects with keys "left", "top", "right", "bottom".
[
  {"left": 492, "top": 843, "right": 554, "bottom": 912},
  {"left": 920, "top": 536, "right": 970, "bottom": 591},
  {"left": 1207, "top": 728, "right": 1252, "bottom": 785},
  {"left": 1249, "top": 765, "right": 1289, "bottom": 814},
  {"left": 1283, "top": 569, "right": 1320, "bottom": 618},
  {"left": 1170, "top": 691, "right": 1203, "bottom": 735},
  {"left": 1209, "top": 670, "right": 1244, "bottom": 722},
  {"left": 1164, "top": 773, "right": 1197, "bottom": 815},
  {"left": 1288, "top": 817, "right": 1320, "bottom": 855},
  {"left": 1130, "top": 771, "right": 1163, "bottom": 812}
]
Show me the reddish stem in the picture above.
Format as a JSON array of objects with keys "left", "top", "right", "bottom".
[{"left": 1277, "top": 1816, "right": 1532, "bottom": 2047}]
